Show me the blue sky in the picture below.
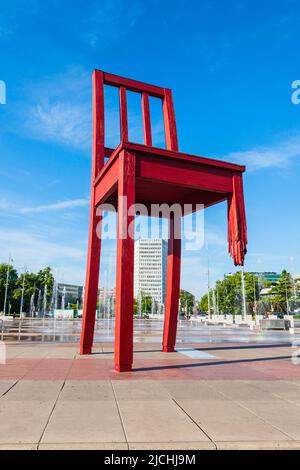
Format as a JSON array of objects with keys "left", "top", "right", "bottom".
[{"left": 0, "top": 0, "right": 300, "bottom": 298}]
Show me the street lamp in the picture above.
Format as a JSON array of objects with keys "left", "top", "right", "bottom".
[
  {"left": 241, "top": 266, "right": 247, "bottom": 321},
  {"left": 3, "top": 254, "right": 13, "bottom": 316},
  {"left": 20, "top": 267, "right": 26, "bottom": 318}
]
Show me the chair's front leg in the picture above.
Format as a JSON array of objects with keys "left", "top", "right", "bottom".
[
  {"left": 114, "top": 150, "right": 136, "bottom": 372},
  {"left": 163, "top": 213, "right": 181, "bottom": 352}
]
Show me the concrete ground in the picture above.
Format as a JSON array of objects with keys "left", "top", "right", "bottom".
[{"left": 1, "top": 327, "right": 300, "bottom": 450}]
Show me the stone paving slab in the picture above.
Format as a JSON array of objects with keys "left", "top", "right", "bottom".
[
  {"left": 0, "top": 444, "right": 39, "bottom": 450},
  {"left": 115, "top": 399, "right": 211, "bottom": 444},
  {"left": 246, "top": 380, "right": 300, "bottom": 404},
  {"left": 112, "top": 380, "right": 172, "bottom": 401},
  {"left": 0, "top": 400, "right": 55, "bottom": 444},
  {"left": 175, "top": 399, "right": 290, "bottom": 442},
  {"left": 41, "top": 400, "right": 126, "bottom": 444},
  {"left": 0, "top": 380, "right": 16, "bottom": 397},
  {"left": 161, "top": 380, "right": 230, "bottom": 400},
  {"left": 208, "top": 380, "right": 281, "bottom": 402},
  {"left": 215, "top": 441, "right": 300, "bottom": 450},
  {"left": 39, "top": 442, "right": 128, "bottom": 450},
  {"left": 59, "top": 380, "right": 115, "bottom": 401},
  {"left": 238, "top": 400, "right": 300, "bottom": 440},
  {"left": 128, "top": 442, "right": 216, "bottom": 450},
  {"left": 2, "top": 380, "right": 63, "bottom": 401}
]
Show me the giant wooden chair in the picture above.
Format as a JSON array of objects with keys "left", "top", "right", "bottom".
[{"left": 80, "top": 70, "right": 247, "bottom": 371}]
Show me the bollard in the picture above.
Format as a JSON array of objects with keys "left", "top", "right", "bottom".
[
  {"left": 18, "top": 319, "right": 21, "bottom": 341},
  {"left": 0, "top": 341, "right": 6, "bottom": 364}
]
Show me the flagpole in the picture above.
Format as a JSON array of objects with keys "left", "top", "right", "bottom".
[
  {"left": 206, "top": 243, "right": 211, "bottom": 319},
  {"left": 241, "top": 266, "right": 247, "bottom": 321},
  {"left": 20, "top": 266, "right": 26, "bottom": 318},
  {"left": 3, "top": 254, "right": 12, "bottom": 316}
]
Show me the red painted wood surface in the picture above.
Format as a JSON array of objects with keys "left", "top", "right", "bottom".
[
  {"left": 80, "top": 199, "right": 101, "bottom": 355},
  {"left": 114, "top": 151, "right": 136, "bottom": 372},
  {"left": 103, "top": 71, "right": 165, "bottom": 98},
  {"left": 163, "top": 214, "right": 181, "bottom": 352},
  {"left": 161, "top": 87, "right": 181, "bottom": 352},
  {"left": 136, "top": 155, "right": 233, "bottom": 193},
  {"left": 228, "top": 174, "right": 247, "bottom": 266},
  {"left": 163, "top": 88, "right": 178, "bottom": 152},
  {"left": 92, "top": 70, "right": 105, "bottom": 177},
  {"left": 94, "top": 153, "right": 234, "bottom": 208},
  {"left": 80, "top": 71, "right": 105, "bottom": 354},
  {"left": 142, "top": 92, "right": 152, "bottom": 146},
  {"left": 94, "top": 156, "right": 119, "bottom": 206},
  {"left": 119, "top": 87, "right": 128, "bottom": 142},
  {"left": 94, "top": 143, "right": 245, "bottom": 186}
]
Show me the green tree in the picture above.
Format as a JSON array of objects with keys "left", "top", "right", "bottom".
[
  {"left": 198, "top": 293, "right": 208, "bottom": 312},
  {"left": 133, "top": 297, "right": 139, "bottom": 315},
  {"left": 180, "top": 289, "right": 195, "bottom": 315},
  {"left": 134, "top": 290, "right": 153, "bottom": 315},
  {"left": 198, "top": 271, "right": 259, "bottom": 316},
  {"left": 11, "top": 267, "right": 54, "bottom": 314},
  {"left": 12, "top": 271, "right": 38, "bottom": 314},
  {"left": 141, "top": 294, "right": 152, "bottom": 314},
  {"left": 36, "top": 267, "right": 54, "bottom": 310},
  {"left": 270, "top": 270, "right": 293, "bottom": 313}
]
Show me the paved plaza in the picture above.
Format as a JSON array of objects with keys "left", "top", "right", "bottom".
[{"left": 0, "top": 319, "right": 300, "bottom": 450}]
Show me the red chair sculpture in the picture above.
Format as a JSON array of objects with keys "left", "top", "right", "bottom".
[{"left": 80, "top": 70, "right": 247, "bottom": 371}]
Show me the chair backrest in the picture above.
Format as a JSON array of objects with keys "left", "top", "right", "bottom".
[{"left": 91, "top": 70, "right": 178, "bottom": 179}]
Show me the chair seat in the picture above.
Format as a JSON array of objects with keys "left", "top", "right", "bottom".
[{"left": 94, "top": 142, "right": 245, "bottom": 214}]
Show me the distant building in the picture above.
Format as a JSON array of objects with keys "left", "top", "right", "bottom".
[
  {"left": 249, "top": 272, "right": 281, "bottom": 285},
  {"left": 225, "top": 271, "right": 281, "bottom": 285},
  {"left": 57, "top": 283, "right": 83, "bottom": 306},
  {"left": 293, "top": 274, "right": 300, "bottom": 285},
  {"left": 56, "top": 283, "right": 116, "bottom": 308},
  {"left": 259, "top": 287, "right": 274, "bottom": 297},
  {"left": 134, "top": 238, "right": 167, "bottom": 304}
]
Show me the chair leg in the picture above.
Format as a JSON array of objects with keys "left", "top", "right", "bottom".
[
  {"left": 115, "top": 151, "right": 135, "bottom": 372},
  {"left": 163, "top": 214, "right": 181, "bottom": 352},
  {"left": 80, "top": 200, "right": 101, "bottom": 355}
]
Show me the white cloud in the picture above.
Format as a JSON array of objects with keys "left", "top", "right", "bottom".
[
  {"left": 0, "top": 229, "right": 85, "bottom": 268},
  {"left": 0, "top": 197, "right": 89, "bottom": 215},
  {"left": 16, "top": 67, "right": 92, "bottom": 151},
  {"left": 28, "top": 101, "right": 91, "bottom": 149},
  {"left": 224, "top": 133, "right": 300, "bottom": 171},
  {"left": 6, "top": 46, "right": 168, "bottom": 154},
  {"left": 20, "top": 198, "right": 89, "bottom": 214},
  {"left": 205, "top": 226, "right": 227, "bottom": 248},
  {"left": 52, "top": 265, "right": 86, "bottom": 286},
  {"left": 12, "top": 66, "right": 164, "bottom": 152}
]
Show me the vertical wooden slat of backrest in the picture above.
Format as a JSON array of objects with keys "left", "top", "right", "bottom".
[
  {"left": 119, "top": 86, "right": 128, "bottom": 142},
  {"left": 141, "top": 92, "right": 152, "bottom": 146},
  {"left": 162, "top": 88, "right": 179, "bottom": 151},
  {"left": 92, "top": 70, "right": 105, "bottom": 180}
]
